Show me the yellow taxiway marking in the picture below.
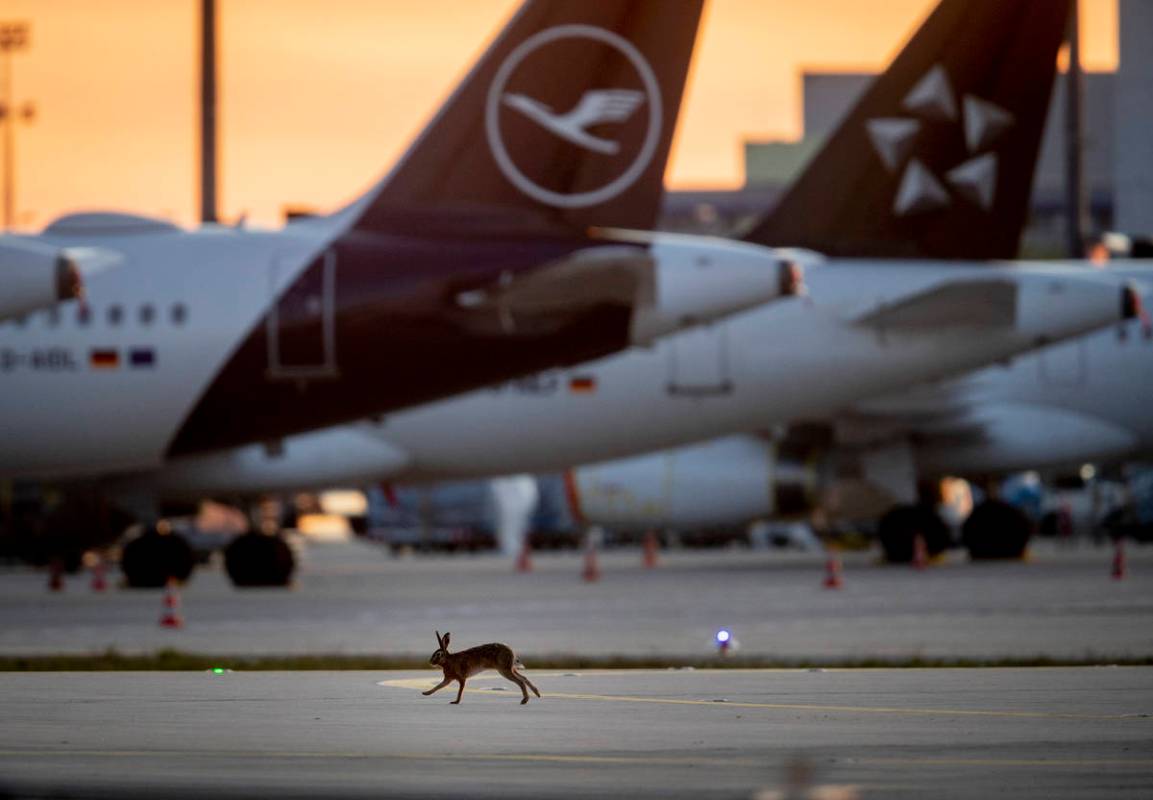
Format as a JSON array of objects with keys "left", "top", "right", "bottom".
[
  {"left": 0, "top": 749, "right": 754, "bottom": 767},
  {"left": 379, "top": 677, "right": 1148, "bottom": 721},
  {"left": 854, "top": 757, "right": 1153, "bottom": 769},
  {"left": 1, "top": 749, "right": 1150, "bottom": 771}
]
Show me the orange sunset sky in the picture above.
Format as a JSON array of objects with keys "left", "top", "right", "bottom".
[{"left": 1, "top": 0, "right": 1118, "bottom": 230}]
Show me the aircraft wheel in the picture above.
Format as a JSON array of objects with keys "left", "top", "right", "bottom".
[
  {"left": 877, "top": 504, "right": 951, "bottom": 564},
  {"left": 120, "top": 528, "right": 196, "bottom": 588},
  {"left": 1038, "top": 511, "right": 1060, "bottom": 538},
  {"left": 962, "top": 500, "right": 1032, "bottom": 560},
  {"left": 224, "top": 532, "right": 296, "bottom": 587}
]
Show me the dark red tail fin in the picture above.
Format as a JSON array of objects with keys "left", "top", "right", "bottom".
[
  {"left": 350, "top": 1, "right": 704, "bottom": 237},
  {"left": 744, "top": 0, "right": 1071, "bottom": 259}
]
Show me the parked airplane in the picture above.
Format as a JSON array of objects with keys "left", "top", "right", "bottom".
[
  {"left": 0, "top": 238, "right": 84, "bottom": 324},
  {"left": 527, "top": 262, "right": 1153, "bottom": 560},
  {"left": 565, "top": 271, "right": 1151, "bottom": 561},
  {"left": 109, "top": 0, "right": 1146, "bottom": 583},
  {"left": 1, "top": 0, "right": 810, "bottom": 481},
  {"left": 551, "top": 0, "right": 1153, "bottom": 561}
]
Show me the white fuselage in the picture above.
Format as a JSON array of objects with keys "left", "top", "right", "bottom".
[
  {"left": 0, "top": 224, "right": 798, "bottom": 481},
  {"left": 134, "top": 260, "right": 1137, "bottom": 496},
  {"left": 0, "top": 224, "right": 323, "bottom": 479}
]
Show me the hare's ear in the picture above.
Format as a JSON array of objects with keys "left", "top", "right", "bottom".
[
  {"left": 442, "top": 632, "right": 451, "bottom": 649},
  {"left": 435, "top": 630, "right": 443, "bottom": 649}
]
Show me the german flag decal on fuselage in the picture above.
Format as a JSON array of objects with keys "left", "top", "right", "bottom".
[
  {"left": 89, "top": 349, "right": 119, "bottom": 369},
  {"left": 89, "top": 348, "right": 156, "bottom": 369},
  {"left": 569, "top": 375, "right": 597, "bottom": 393}
]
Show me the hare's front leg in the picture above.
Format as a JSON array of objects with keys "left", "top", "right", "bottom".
[
  {"left": 423, "top": 678, "right": 452, "bottom": 696},
  {"left": 450, "top": 679, "right": 466, "bottom": 704}
]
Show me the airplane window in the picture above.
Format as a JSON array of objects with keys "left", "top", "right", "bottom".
[
  {"left": 171, "top": 303, "right": 187, "bottom": 326},
  {"left": 77, "top": 306, "right": 91, "bottom": 326},
  {"left": 107, "top": 305, "right": 124, "bottom": 326},
  {"left": 139, "top": 304, "right": 155, "bottom": 326}
]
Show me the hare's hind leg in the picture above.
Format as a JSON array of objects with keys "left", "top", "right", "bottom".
[
  {"left": 450, "top": 679, "right": 466, "bottom": 704},
  {"left": 423, "top": 677, "right": 452, "bottom": 697},
  {"left": 498, "top": 667, "right": 531, "bottom": 704},
  {"left": 517, "top": 671, "right": 541, "bottom": 699}
]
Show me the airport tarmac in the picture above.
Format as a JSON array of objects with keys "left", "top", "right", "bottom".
[
  {"left": 0, "top": 539, "right": 1150, "bottom": 662},
  {"left": 0, "top": 668, "right": 1150, "bottom": 799}
]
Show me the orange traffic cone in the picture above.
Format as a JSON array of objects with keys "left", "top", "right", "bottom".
[
  {"left": 48, "top": 559, "right": 65, "bottom": 592},
  {"left": 90, "top": 558, "right": 107, "bottom": 593},
  {"left": 159, "top": 578, "right": 184, "bottom": 628},
  {"left": 515, "top": 538, "right": 533, "bottom": 573},
  {"left": 642, "top": 530, "right": 659, "bottom": 569},
  {"left": 912, "top": 533, "right": 929, "bottom": 570},
  {"left": 822, "top": 549, "right": 843, "bottom": 589},
  {"left": 1112, "top": 539, "right": 1127, "bottom": 580},
  {"left": 582, "top": 539, "right": 600, "bottom": 583}
]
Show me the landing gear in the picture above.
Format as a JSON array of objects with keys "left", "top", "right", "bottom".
[
  {"left": 18, "top": 493, "right": 136, "bottom": 574},
  {"left": 877, "top": 504, "right": 951, "bottom": 564},
  {"left": 224, "top": 532, "right": 296, "bottom": 587},
  {"left": 120, "top": 525, "right": 196, "bottom": 587},
  {"left": 961, "top": 500, "right": 1031, "bottom": 560}
]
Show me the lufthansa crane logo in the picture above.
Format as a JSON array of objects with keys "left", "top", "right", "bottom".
[
  {"left": 502, "top": 90, "right": 646, "bottom": 156},
  {"left": 485, "top": 25, "right": 662, "bottom": 209}
]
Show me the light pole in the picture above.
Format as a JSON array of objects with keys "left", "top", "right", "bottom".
[
  {"left": 200, "top": 0, "right": 218, "bottom": 224},
  {"left": 0, "top": 21, "right": 33, "bottom": 232},
  {"left": 1064, "top": 0, "right": 1086, "bottom": 258}
]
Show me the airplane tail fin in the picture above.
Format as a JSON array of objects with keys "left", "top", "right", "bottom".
[
  {"left": 743, "top": 0, "right": 1071, "bottom": 260},
  {"left": 347, "top": 0, "right": 704, "bottom": 237}
]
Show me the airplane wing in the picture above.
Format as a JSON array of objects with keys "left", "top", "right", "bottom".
[
  {"left": 450, "top": 246, "right": 655, "bottom": 335},
  {"left": 851, "top": 278, "right": 1016, "bottom": 329},
  {"left": 818, "top": 358, "right": 1139, "bottom": 480}
]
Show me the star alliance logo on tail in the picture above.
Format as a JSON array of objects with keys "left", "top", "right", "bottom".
[
  {"left": 866, "top": 64, "right": 1015, "bottom": 217},
  {"left": 485, "top": 25, "right": 661, "bottom": 209},
  {"left": 502, "top": 89, "right": 645, "bottom": 155}
]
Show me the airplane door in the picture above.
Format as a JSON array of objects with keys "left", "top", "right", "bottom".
[
  {"left": 266, "top": 249, "right": 338, "bottom": 380},
  {"left": 666, "top": 323, "right": 732, "bottom": 396},
  {"left": 1039, "top": 339, "right": 1085, "bottom": 387}
]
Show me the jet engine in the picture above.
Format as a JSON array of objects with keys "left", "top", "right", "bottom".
[
  {"left": 564, "top": 435, "right": 825, "bottom": 529},
  {"left": 0, "top": 238, "right": 83, "bottom": 323}
]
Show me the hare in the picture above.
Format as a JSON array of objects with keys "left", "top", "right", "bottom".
[{"left": 423, "top": 631, "right": 541, "bottom": 705}]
